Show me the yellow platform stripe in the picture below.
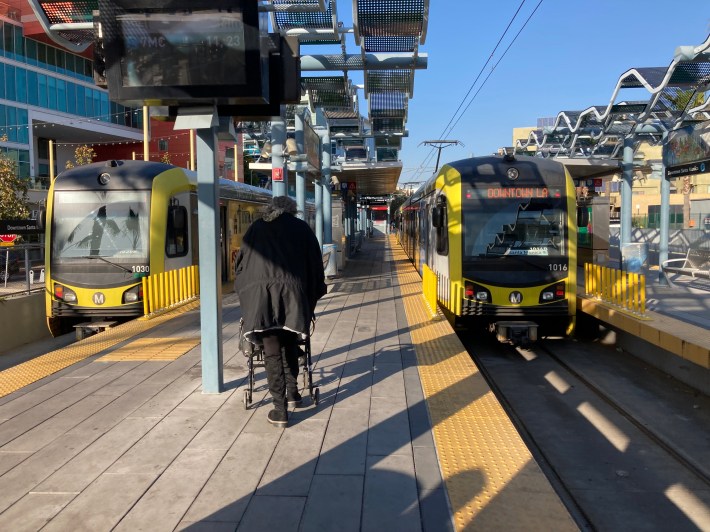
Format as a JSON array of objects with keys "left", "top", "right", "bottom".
[
  {"left": 0, "top": 300, "right": 200, "bottom": 398},
  {"left": 97, "top": 337, "right": 200, "bottom": 362},
  {"left": 390, "top": 237, "right": 575, "bottom": 532}
]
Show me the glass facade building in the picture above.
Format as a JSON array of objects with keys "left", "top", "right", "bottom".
[{"left": 0, "top": 18, "right": 141, "bottom": 180}]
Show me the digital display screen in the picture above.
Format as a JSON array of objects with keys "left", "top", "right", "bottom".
[
  {"left": 118, "top": 11, "right": 246, "bottom": 87},
  {"left": 465, "top": 186, "right": 563, "bottom": 199}
]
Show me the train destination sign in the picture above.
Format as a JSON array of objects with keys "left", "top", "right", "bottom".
[{"left": 465, "top": 187, "right": 561, "bottom": 199}]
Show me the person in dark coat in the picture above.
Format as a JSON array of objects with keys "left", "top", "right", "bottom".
[{"left": 235, "top": 196, "right": 327, "bottom": 428}]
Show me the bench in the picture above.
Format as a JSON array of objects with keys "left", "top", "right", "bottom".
[{"left": 662, "top": 247, "right": 710, "bottom": 280}]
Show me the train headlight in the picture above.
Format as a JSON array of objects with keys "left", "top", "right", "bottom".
[
  {"left": 465, "top": 281, "right": 491, "bottom": 302},
  {"left": 123, "top": 284, "right": 143, "bottom": 303},
  {"left": 539, "top": 283, "right": 565, "bottom": 303},
  {"left": 54, "top": 284, "right": 77, "bottom": 303}
]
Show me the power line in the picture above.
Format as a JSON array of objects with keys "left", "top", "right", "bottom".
[
  {"left": 409, "top": 1, "right": 537, "bottom": 183},
  {"left": 445, "top": 0, "right": 545, "bottom": 136},
  {"left": 437, "top": 0, "right": 528, "bottom": 139}
]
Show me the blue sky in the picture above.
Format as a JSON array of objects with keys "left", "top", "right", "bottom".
[{"left": 330, "top": 1, "right": 709, "bottom": 189}]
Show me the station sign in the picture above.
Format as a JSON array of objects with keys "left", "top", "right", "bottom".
[{"left": 0, "top": 219, "right": 41, "bottom": 234}]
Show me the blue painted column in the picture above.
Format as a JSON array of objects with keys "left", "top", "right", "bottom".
[
  {"left": 620, "top": 136, "right": 634, "bottom": 251},
  {"left": 321, "top": 128, "right": 332, "bottom": 243},
  {"left": 271, "top": 116, "right": 287, "bottom": 197},
  {"left": 196, "top": 126, "right": 224, "bottom": 394},
  {"left": 659, "top": 132, "right": 670, "bottom": 284},
  {"left": 295, "top": 109, "right": 306, "bottom": 219},
  {"left": 314, "top": 175, "right": 323, "bottom": 247}
]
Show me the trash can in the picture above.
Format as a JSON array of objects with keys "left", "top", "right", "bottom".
[
  {"left": 323, "top": 243, "right": 338, "bottom": 277},
  {"left": 621, "top": 243, "right": 648, "bottom": 273}
]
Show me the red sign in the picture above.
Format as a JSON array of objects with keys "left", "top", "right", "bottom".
[
  {"left": 272, "top": 167, "right": 284, "bottom": 182},
  {"left": 0, "top": 234, "right": 18, "bottom": 243}
]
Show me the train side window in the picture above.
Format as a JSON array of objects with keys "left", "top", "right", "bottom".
[
  {"left": 166, "top": 205, "right": 189, "bottom": 257},
  {"left": 434, "top": 197, "right": 448, "bottom": 255}
]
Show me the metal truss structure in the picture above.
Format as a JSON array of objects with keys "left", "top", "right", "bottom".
[{"left": 516, "top": 34, "right": 710, "bottom": 161}]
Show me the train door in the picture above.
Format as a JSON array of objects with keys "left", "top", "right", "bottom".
[
  {"left": 430, "top": 193, "right": 450, "bottom": 303},
  {"left": 418, "top": 202, "right": 429, "bottom": 274}
]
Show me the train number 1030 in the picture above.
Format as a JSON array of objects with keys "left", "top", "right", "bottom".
[
  {"left": 548, "top": 263, "right": 568, "bottom": 271},
  {"left": 132, "top": 265, "right": 150, "bottom": 274}
]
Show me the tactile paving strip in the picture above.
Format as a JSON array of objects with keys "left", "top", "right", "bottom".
[
  {"left": 97, "top": 337, "right": 200, "bottom": 361},
  {"left": 389, "top": 237, "right": 575, "bottom": 531},
  {"left": 0, "top": 300, "right": 200, "bottom": 398}
]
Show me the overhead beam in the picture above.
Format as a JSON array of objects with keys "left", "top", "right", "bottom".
[{"left": 301, "top": 53, "right": 427, "bottom": 71}]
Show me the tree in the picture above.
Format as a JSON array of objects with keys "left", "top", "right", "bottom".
[
  {"left": 65, "top": 145, "right": 97, "bottom": 169},
  {"left": 0, "top": 135, "right": 30, "bottom": 220},
  {"left": 665, "top": 89, "right": 705, "bottom": 112}
]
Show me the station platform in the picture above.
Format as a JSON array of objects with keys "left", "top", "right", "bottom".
[
  {"left": 0, "top": 234, "right": 579, "bottom": 532},
  {"left": 577, "top": 264, "right": 710, "bottom": 394}
]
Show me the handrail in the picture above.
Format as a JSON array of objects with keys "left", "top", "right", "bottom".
[
  {"left": 422, "top": 264, "right": 438, "bottom": 318},
  {"left": 142, "top": 265, "right": 199, "bottom": 317},
  {"left": 584, "top": 263, "right": 646, "bottom": 315}
]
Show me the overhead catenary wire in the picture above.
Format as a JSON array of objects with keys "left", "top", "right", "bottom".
[
  {"left": 445, "top": 0, "right": 545, "bottom": 136},
  {"left": 408, "top": 0, "right": 544, "bottom": 184}
]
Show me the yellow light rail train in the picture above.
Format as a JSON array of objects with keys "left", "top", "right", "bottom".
[
  {"left": 398, "top": 154, "right": 577, "bottom": 343},
  {"left": 43, "top": 159, "right": 308, "bottom": 336}
]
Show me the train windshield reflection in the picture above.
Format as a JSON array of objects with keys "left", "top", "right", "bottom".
[
  {"left": 464, "top": 199, "right": 566, "bottom": 259},
  {"left": 52, "top": 191, "right": 150, "bottom": 261}
]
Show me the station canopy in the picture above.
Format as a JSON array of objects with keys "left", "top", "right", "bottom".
[
  {"left": 26, "top": 0, "right": 430, "bottom": 197},
  {"left": 516, "top": 34, "right": 710, "bottom": 176}
]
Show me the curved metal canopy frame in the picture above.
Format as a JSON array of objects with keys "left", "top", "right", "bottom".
[{"left": 517, "top": 33, "right": 710, "bottom": 160}]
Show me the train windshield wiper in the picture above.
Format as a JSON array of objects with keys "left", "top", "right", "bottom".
[{"left": 79, "top": 255, "right": 133, "bottom": 273}]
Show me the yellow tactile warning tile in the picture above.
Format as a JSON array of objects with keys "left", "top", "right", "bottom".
[
  {"left": 390, "top": 237, "right": 576, "bottom": 532},
  {"left": 97, "top": 337, "right": 200, "bottom": 361},
  {"left": 0, "top": 300, "right": 200, "bottom": 398},
  {"left": 578, "top": 296, "right": 710, "bottom": 369}
]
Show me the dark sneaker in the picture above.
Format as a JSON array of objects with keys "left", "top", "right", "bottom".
[
  {"left": 287, "top": 391, "right": 302, "bottom": 408},
  {"left": 267, "top": 409, "right": 288, "bottom": 428}
]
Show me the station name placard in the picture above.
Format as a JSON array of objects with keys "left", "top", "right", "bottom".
[
  {"left": 665, "top": 159, "right": 709, "bottom": 179},
  {"left": 0, "top": 219, "right": 42, "bottom": 234}
]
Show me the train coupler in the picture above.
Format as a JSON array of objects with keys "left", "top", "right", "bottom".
[{"left": 495, "top": 321, "right": 538, "bottom": 345}]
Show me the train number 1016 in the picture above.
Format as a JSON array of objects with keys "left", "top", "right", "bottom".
[{"left": 548, "top": 263, "right": 568, "bottom": 271}]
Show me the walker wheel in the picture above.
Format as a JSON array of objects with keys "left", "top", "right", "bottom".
[
  {"left": 314, "top": 387, "right": 319, "bottom": 406},
  {"left": 243, "top": 390, "right": 249, "bottom": 409}
]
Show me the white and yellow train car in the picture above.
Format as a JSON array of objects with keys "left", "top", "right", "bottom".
[
  {"left": 43, "top": 159, "right": 285, "bottom": 336},
  {"left": 399, "top": 154, "right": 577, "bottom": 343}
]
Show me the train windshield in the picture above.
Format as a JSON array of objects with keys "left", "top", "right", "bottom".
[
  {"left": 462, "top": 186, "right": 568, "bottom": 283},
  {"left": 52, "top": 190, "right": 150, "bottom": 262}
]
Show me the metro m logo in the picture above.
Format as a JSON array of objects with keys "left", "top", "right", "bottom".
[
  {"left": 93, "top": 292, "right": 106, "bottom": 305},
  {"left": 509, "top": 291, "right": 522, "bottom": 304}
]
